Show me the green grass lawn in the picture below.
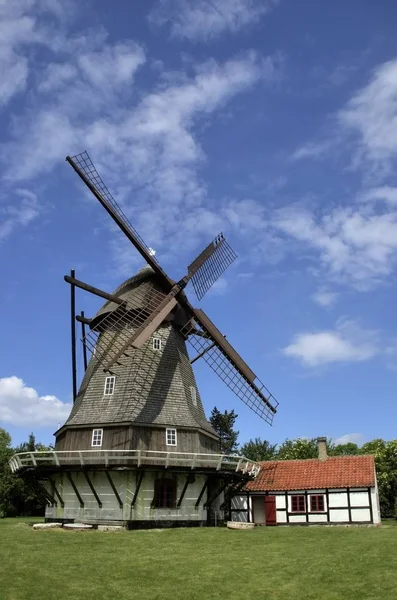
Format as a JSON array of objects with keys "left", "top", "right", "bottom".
[{"left": 1, "top": 519, "right": 396, "bottom": 600}]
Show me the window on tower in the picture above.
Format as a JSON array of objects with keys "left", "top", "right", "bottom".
[
  {"left": 91, "top": 429, "right": 103, "bottom": 447},
  {"left": 153, "top": 478, "right": 177, "bottom": 509},
  {"left": 166, "top": 428, "right": 177, "bottom": 446},
  {"left": 104, "top": 376, "right": 115, "bottom": 395},
  {"left": 153, "top": 337, "right": 162, "bottom": 351}
]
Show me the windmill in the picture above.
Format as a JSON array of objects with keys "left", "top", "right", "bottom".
[{"left": 9, "top": 151, "right": 278, "bottom": 529}]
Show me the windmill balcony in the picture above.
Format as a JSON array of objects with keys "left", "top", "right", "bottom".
[{"left": 9, "top": 450, "right": 261, "bottom": 477}]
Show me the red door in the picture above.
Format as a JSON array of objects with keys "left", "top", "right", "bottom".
[{"left": 264, "top": 496, "right": 277, "bottom": 526}]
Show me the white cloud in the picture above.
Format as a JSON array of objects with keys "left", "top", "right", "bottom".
[
  {"left": 149, "top": 0, "right": 278, "bottom": 41},
  {"left": 0, "top": 376, "right": 71, "bottom": 426},
  {"left": 363, "top": 186, "right": 397, "bottom": 205},
  {"left": 291, "top": 141, "right": 331, "bottom": 161},
  {"left": 272, "top": 202, "right": 397, "bottom": 290},
  {"left": 283, "top": 319, "right": 379, "bottom": 367},
  {"left": 333, "top": 433, "right": 364, "bottom": 446},
  {"left": 0, "top": 189, "right": 40, "bottom": 242},
  {"left": 312, "top": 288, "right": 338, "bottom": 307},
  {"left": 338, "top": 58, "right": 397, "bottom": 173}
]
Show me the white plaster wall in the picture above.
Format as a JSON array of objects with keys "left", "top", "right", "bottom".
[
  {"left": 308, "top": 513, "right": 327, "bottom": 523},
  {"left": 275, "top": 494, "right": 286, "bottom": 509},
  {"left": 289, "top": 514, "right": 306, "bottom": 524},
  {"left": 351, "top": 508, "right": 371, "bottom": 522},
  {"left": 328, "top": 492, "right": 347, "bottom": 508},
  {"left": 349, "top": 491, "right": 368, "bottom": 507},
  {"left": 371, "top": 483, "right": 381, "bottom": 524},
  {"left": 329, "top": 509, "right": 349, "bottom": 522},
  {"left": 277, "top": 510, "right": 287, "bottom": 524}
]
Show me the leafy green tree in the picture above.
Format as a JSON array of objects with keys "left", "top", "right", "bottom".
[
  {"left": 210, "top": 407, "right": 239, "bottom": 454},
  {"left": 240, "top": 438, "right": 277, "bottom": 462},
  {"left": 277, "top": 438, "right": 318, "bottom": 460},
  {"left": 360, "top": 439, "right": 397, "bottom": 518},
  {"left": 331, "top": 442, "right": 360, "bottom": 456}
]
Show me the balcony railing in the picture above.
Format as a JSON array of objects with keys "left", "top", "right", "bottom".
[{"left": 9, "top": 450, "right": 261, "bottom": 477}]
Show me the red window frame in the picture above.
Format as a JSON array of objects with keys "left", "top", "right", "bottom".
[
  {"left": 310, "top": 495, "right": 325, "bottom": 512},
  {"left": 291, "top": 495, "right": 306, "bottom": 513}
]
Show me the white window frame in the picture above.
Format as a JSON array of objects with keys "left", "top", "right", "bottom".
[
  {"left": 153, "top": 337, "right": 162, "bottom": 351},
  {"left": 190, "top": 386, "right": 197, "bottom": 406},
  {"left": 104, "top": 376, "right": 115, "bottom": 396},
  {"left": 166, "top": 428, "right": 177, "bottom": 447},
  {"left": 91, "top": 428, "right": 103, "bottom": 448}
]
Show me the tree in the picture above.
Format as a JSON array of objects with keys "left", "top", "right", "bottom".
[
  {"left": 240, "top": 438, "right": 277, "bottom": 462},
  {"left": 209, "top": 407, "right": 239, "bottom": 454},
  {"left": 331, "top": 442, "right": 360, "bottom": 456},
  {"left": 277, "top": 438, "right": 319, "bottom": 460},
  {"left": 360, "top": 439, "right": 397, "bottom": 518}
]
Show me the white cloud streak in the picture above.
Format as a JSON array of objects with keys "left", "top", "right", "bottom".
[
  {"left": 0, "top": 376, "right": 71, "bottom": 426},
  {"left": 149, "top": 0, "right": 279, "bottom": 41},
  {"left": 283, "top": 319, "right": 379, "bottom": 367}
]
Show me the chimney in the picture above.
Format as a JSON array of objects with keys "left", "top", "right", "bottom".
[{"left": 317, "top": 437, "right": 328, "bottom": 461}]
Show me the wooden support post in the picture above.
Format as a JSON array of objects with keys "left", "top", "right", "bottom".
[
  {"left": 131, "top": 471, "right": 144, "bottom": 507},
  {"left": 36, "top": 481, "right": 56, "bottom": 507},
  {"left": 177, "top": 475, "right": 194, "bottom": 508},
  {"left": 205, "top": 478, "right": 230, "bottom": 509},
  {"left": 66, "top": 472, "right": 84, "bottom": 507},
  {"left": 50, "top": 479, "right": 65, "bottom": 508},
  {"left": 195, "top": 478, "right": 208, "bottom": 509},
  {"left": 70, "top": 269, "right": 77, "bottom": 402},
  {"left": 83, "top": 471, "right": 102, "bottom": 508},
  {"left": 105, "top": 471, "right": 123, "bottom": 509},
  {"left": 81, "top": 311, "right": 88, "bottom": 372},
  {"left": 65, "top": 275, "right": 125, "bottom": 305}
]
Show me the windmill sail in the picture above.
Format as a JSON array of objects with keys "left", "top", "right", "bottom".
[
  {"left": 181, "top": 308, "right": 278, "bottom": 424},
  {"left": 66, "top": 152, "right": 172, "bottom": 288}
]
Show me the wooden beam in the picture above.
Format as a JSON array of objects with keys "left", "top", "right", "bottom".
[
  {"left": 104, "top": 293, "right": 178, "bottom": 369},
  {"left": 195, "top": 478, "right": 208, "bottom": 509},
  {"left": 105, "top": 471, "right": 123, "bottom": 509},
  {"left": 81, "top": 311, "right": 88, "bottom": 372},
  {"left": 70, "top": 269, "right": 77, "bottom": 402},
  {"left": 177, "top": 475, "right": 194, "bottom": 508},
  {"left": 64, "top": 275, "right": 124, "bottom": 306},
  {"left": 131, "top": 471, "right": 144, "bottom": 507},
  {"left": 76, "top": 314, "right": 91, "bottom": 325},
  {"left": 83, "top": 471, "right": 102, "bottom": 508},
  {"left": 66, "top": 472, "right": 84, "bottom": 507},
  {"left": 50, "top": 479, "right": 65, "bottom": 508},
  {"left": 205, "top": 479, "right": 230, "bottom": 509}
]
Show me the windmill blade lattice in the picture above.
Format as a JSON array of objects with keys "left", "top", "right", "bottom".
[
  {"left": 188, "top": 233, "right": 237, "bottom": 300},
  {"left": 82, "top": 284, "right": 168, "bottom": 371},
  {"left": 181, "top": 310, "right": 278, "bottom": 424}
]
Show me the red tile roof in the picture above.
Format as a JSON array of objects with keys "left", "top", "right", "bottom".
[{"left": 245, "top": 455, "right": 375, "bottom": 492}]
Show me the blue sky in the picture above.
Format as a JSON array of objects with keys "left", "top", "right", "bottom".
[{"left": 1, "top": 0, "right": 397, "bottom": 449}]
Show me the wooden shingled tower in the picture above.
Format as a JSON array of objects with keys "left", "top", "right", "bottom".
[{"left": 10, "top": 152, "right": 278, "bottom": 528}]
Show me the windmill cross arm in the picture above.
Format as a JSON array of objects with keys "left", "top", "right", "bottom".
[{"left": 64, "top": 275, "right": 125, "bottom": 306}]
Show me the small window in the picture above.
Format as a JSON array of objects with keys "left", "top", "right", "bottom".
[
  {"left": 153, "top": 478, "right": 177, "bottom": 508},
  {"left": 310, "top": 495, "right": 325, "bottom": 512},
  {"left": 190, "top": 386, "right": 197, "bottom": 406},
  {"left": 166, "top": 428, "right": 177, "bottom": 446},
  {"left": 104, "top": 376, "right": 115, "bottom": 396},
  {"left": 291, "top": 495, "right": 306, "bottom": 513},
  {"left": 91, "top": 429, "right": 103, "bottom": 447},
  {"left": 153, "top": 338, "right": 162, "bottom": 351}
]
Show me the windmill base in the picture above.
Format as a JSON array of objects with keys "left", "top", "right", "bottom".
[{"left": 42, "top": 469, "right": 229, "bottom": 528}]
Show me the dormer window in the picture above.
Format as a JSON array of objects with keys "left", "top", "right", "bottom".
[
  {"left": 153, "top": 338, "right": 162, "bottom": 351},
  {"left": 190, "top": 386, "right": 197, "bottom": 406},
  {"left": 91, "top": 429, "right": 103, "bottom": 447},
  {"left": 104, "top": 376, "right": 115, "bottom": 395}
]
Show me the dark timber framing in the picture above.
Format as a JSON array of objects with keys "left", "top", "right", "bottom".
[
  {"left": 177, "top": 474, "right": 194, "bottom": 508},
  {"left": 64, "top": 275, "right": 125, "bottom": 306},
  {"left": 70, "top": 269, "right": 77, "bottom": 402},
  {"left": 205, "top": 479, "right": 230, "bottom": 509},
  {"left": 67, "top": 472, "right": 84, "bottom": 507},
  {"left": 131, "top": 471, "right": 144, "bottom": 507},
  {"left": 83, "top": 471, "right": 102, "bottom": 508},
  {"left": 195, "top": 478, "right": 208, "bottom": 509},
  {"left": 50, "top": 479, "right": 64, "bottom": 508},
  {"left": 368, "top": 487, "right": 373, "bottom": 523},
  {"left": 105, "top": 471, "right": 123, "bottom": 509},
  {"left": 347, "top": 487, "right": 352, "bottom": 523},
  {"left": 81, "top": 310, "right": 88, "bottom": 372}
]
